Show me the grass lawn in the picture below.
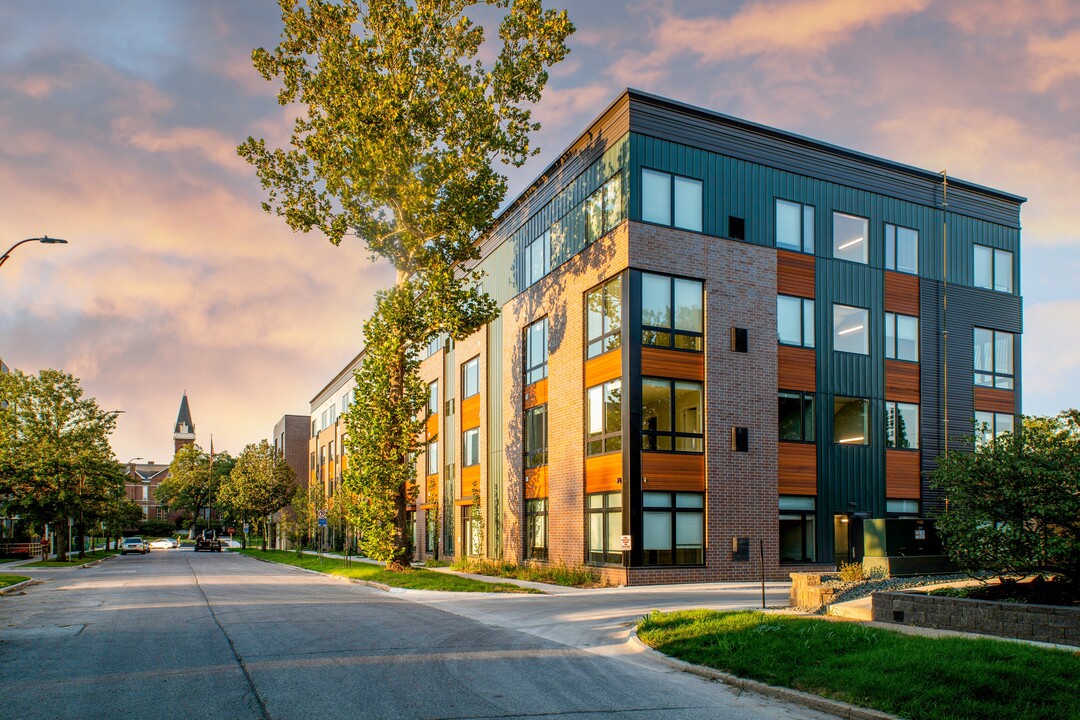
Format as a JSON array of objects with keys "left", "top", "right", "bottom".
[
  {"left": 638, "top": 610, "right": 1079, "bottom": 720},
  {"left": 0, "top": 575, "right": 29, "bottom": 589},
  {"left": 237, "top": 549, "right": 541, "bottom": 593},
  {"left": 22, "top": 550, "right": 119, "bottom": 567},
  {"left": 451, "top": 557, "right": 606, "bottom": 588},
  {"left": 0, "top": 557, "right": 25, "bottom": 564}
]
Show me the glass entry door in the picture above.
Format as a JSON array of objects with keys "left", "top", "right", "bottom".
[{"left": 833, "top": 514, "right": 851, "bottom": 565}]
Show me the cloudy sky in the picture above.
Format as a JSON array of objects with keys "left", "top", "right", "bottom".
[{"left": 2, "top": 0, "right": 1078, "bottom": 463}]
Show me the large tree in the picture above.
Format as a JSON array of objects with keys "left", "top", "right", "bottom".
[
  {"left": 931, "top": 411, "right": 1080, "bottom": 589},
  {"left": 157, "top": 444, "right": 235, "bottom": 537},
  {"left": 218, "top": 440, "right": 297, "bottom": 551},
  {"left": 239, "top": 0, "right": 573, "bottom": 569},
  {"left": 0, "top": 369, "right": 122, "bottom": 561}
]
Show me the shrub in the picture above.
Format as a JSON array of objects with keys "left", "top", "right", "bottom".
[{"left": 838, "top": 561, "right": 868, "bottom": 583}]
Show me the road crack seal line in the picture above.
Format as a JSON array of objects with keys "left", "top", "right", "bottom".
[{"left": 185, "top": 554, "right": 273, "bottom": 720}]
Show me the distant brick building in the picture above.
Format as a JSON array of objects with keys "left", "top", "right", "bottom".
[{"left": 124, "top": 393, "right": 197, "bottom": 521}]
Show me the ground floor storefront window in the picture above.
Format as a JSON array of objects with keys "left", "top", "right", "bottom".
[
  {"left": 587, "top": 492, "right": 622, "bottom": 564},
  {"left": 525, "top": 498, "right": 548, "bottom": 561},
  {"left": 461, "top": 506, "right": 481, "bottom": 556},
  {"left": 779, "top": 495, "right": 816, "bottom": 563},
  {"left": 642, "top": 492, "right": 703, "bottom": 565}
]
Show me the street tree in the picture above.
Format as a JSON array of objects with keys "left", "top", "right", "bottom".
[
  {"left": 218, "top": 440, "right": 297, "bottom": 551},
  {"left": 239, "top": 0, "right": 573, "bottom": 569},
  {"left": 157, "top": 444, "right": 235, "bottom": 538},
  {"left": 931, "top": 410, "right": 1080, "bottom": 590},
  {"left": 0, "top": 369, "right": 122, "bottom": 561}
]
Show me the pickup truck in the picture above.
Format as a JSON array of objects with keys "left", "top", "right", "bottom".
[{"left": 193, "top": 530, "right": 223, "bottom": 552}]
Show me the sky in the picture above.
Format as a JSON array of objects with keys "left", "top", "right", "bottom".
[{"left": 2, "top": 0, "right": 1078, "bottom": 463}]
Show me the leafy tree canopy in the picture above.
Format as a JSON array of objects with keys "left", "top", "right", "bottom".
[
  {"left": 157, "top": 444, "right": 234, "bottom": 534},
  {"left": 218, "top": 440, "right": 298, "bottom": 551}
]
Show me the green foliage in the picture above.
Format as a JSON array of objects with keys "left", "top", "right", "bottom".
[
  {"left": 241, "top": 0, "right": 573, "bottom": 570},
  {"left": 837, "top": 561, "right": 869, "bottom": 583},
  {"left": 931, "top": 410, "right": 1080, "bottom": 586},
  {"left": 0, "top": 575, "right": 30, "bottom": 589},
  {"left": 451, "top": 557, "right": 604, "bottom": 587},
  {"left": 218, "top": 440, "right": 298, "bottom": 551},
  {"left": 157, "top": 444, "right": 235, "bottom": 535},
  {"left": 137, "top": 519, "right": 175, "bottom": 537}
]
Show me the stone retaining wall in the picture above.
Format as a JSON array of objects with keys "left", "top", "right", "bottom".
[
  {"left": 789, "top": 572, "right": 839, "bottom": 608},
  {"left": 872, "top": 590, "right": 1080, "bottom": 647}
]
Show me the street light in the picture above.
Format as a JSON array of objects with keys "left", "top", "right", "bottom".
[{"left": 0, "top": 236, "right": 69, "bottom": 270}]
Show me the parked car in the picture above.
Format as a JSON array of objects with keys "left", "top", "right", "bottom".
[
  {"left": 120, "top": 537, "right": 149, "bottom": 555},
  {"left": 149, "top": 538, "right": 179, "bottom": 550}
]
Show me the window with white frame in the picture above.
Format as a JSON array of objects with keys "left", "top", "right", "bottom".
[
  {"left": 833, "top": 304, "right": 869, "bottom": 354},
  {"left": 833, "top": 212, "right": 869, "bottom": 264},
  {"left": 885, "top": 312, "right": 919, "bottom": 362},
  {"left": 776, "top": 199, "right": 815, "bottom": 254},
  {"left": 974, "top": 328, "right": 1013, "bottom": 389},
  {"left": 885, "top": 224, "right": 918, "bottom": 274},
  {"left": 974, "top": 245, "right": 1013, "bottom": 293},
  {"left": 428, "top": 381, "right": 439, "bottom": 415}
]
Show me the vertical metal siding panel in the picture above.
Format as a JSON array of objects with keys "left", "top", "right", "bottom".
[{"left": 487, "top": 315, "right": 503, "bottom": 558}]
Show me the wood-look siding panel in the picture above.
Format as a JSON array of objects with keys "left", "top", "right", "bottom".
[
  {"left": 461, "top": 464, "right": 480, "bottom": 492},
  {"left": 425, "top": 413, "right": 439, "bottom": 440},
  {"left": 778, "top": 442, "right": 817, "bottom": 495},
  {"left": 461, "top": 395, "right": 481, "bottom": 430},
  {"left": 974, "top": 386, "right": 1017, "bottom": 414},
  {"left": 886, "top": 450, "right": 921, "bottom": 499},
  {"left": 585, "top": 348, "right": 622, "bottom": 387},
  {"left": 586, "top": 452, "right": 623, "bottom": 493},
  {"left": 640, "top": 452, "right": 705, "bottom": 491},
  {"left": 641, "top": 347, "right": 704, "bottom": 381},
  {"left": 884, "top": 360, "right": 921, "bottom": 402},
  {"left": 524, "top": 378, "right": 548, "bottom": 409},
  {"left": 885, "top": 271, "right": 920, "bottom": 315},
  {"left": 777, "top": 250, "right": 815, "bottom": 298},
  {"left": 778, "top": 345, "right": 816, "bottom": 391},
  {"left": 524, "top": 466, "right": 548, "bottom": 499}
]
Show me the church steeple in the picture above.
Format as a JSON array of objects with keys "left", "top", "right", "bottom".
[{"left": 173, "top": 392, "right": 196, "bottom": 454}]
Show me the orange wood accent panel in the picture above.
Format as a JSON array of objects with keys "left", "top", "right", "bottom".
[
  {"left": 974, "top": 386, "right": 1016, "bottom": 414},
  {"left": 640, "top": 452, "right": 705, "bottom": 491},
  {"left": 885, "top": 360, "right": 921, "bottom": 402},
  {"left": 884, "top": 271, "right": 920, "bottom": 315},
  {"left": 585, "top": 452, "right": 623, "bottom": 493},
  {"left": 425, "top": 413, "right": 439, "bottom": 440},
  {"left": 461, "top": 395, "right": 480, "bottom": 430},
  {"left": 461, "top": 464, "right": 480, "bottom": 492},
  {"left": 776, "top": 250, "right": 815, "bottom": 298},
  {"left": 584, "top": 348, "right": 622, "bottom": 388},
  {"left": 778, "top": 345, "right": 816, "bottom": 391},
  {"left": 524, "top": 378, "right": 548, "bottom": 410},
  {"left": 886, "top": 449, "right": 921, "bottom": 499},
  {"left": 524, "top": 466, "right": 548, "bottom": 499},
  {"left": 778, "top": 442, "right": 817, "bottom": 495},
  {"left": 454, "top": 497, "right": 475, "bottom": 507},
  {"left": 641, "top": 347, "right": 705, "bottom": 381}
]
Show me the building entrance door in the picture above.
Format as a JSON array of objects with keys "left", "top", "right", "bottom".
[{"left": 833, "top": 514, "right": 851, "bottom": 565}]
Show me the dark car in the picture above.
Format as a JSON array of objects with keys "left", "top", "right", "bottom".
[{"left": 120, "top": 537, "right": 148, "bottom": 555}]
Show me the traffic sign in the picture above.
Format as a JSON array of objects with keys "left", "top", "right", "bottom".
[
  {"left": 620, "top": 534, "right": 632, "bottom": 551},
  {"left": 317, "top": 509, "right": 327, "bottom": 520},
  {"left": 318, "top": 517, "right": 328, "bottom": 527}
]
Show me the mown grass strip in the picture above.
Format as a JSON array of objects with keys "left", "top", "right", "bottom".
[
  {"left": 22, "top": 550, "right": 119, "bottom": 567},
  {"left": 638, "top": 610, "right": 1079, "bottom": 720},
  {"left": 237, "top": 549, "right": 540, "bottom": 593},
  {"left": 0, "top": 574, "right": 30, "bottom": 589}
]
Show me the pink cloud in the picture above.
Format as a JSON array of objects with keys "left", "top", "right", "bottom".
[{"left": 1028, "top": 29, "right": 1080, "bottom": 91}]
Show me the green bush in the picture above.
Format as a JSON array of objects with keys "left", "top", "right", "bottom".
[
  {"left": 838, "top": 561, "right": 868, "bottom": 582},
  {"left": 138, "top": 519, "right": 175, "bottom": 537}
]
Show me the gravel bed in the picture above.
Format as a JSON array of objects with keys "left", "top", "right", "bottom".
[{"left": 801, "top": 573, "right": 987, "bottom": 614}]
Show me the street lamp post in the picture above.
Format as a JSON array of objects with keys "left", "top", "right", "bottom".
[{"left": 0, "top": 236, "right": 68, "bottom": 269}]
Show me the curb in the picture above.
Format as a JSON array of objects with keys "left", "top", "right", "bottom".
[
  {"left": 628, "top": 627, "right": 902, "bottom": 720},
  {"left": 0, "top": 578, "right": 40, "bottom": 596},
  {"left": 239, "top": 553, "right": 396, "bottom": 593}
]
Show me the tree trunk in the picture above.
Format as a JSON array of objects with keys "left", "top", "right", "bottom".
[
  {"left": 261, "top": 518, "right": 268, "bottom": 552},
  {"left": 76, "top": 517, "right": 86, "bottom": 560},
  {"left": 56, "top": 521, "right": 69, "bottom": 562}
]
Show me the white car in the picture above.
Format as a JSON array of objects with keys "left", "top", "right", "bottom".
[
  {"left": 149, "top": 538, "right": 179, "bottom": 550},
  {"left": 120, "top": 537, "right": 149, "bottom": 555}
]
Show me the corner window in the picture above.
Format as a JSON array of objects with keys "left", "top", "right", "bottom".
[
  {"left": 833, "top": 304, "right": 869, "bottom": 355},
  {"left": 426, "top": 441, "right": 439, "bottom": 475},
  {"left": 834, "top": 397, "right": 869, "bottom": 445},
  {"left": 974, "top": 328, "right": 1013, "bottom": 389},
  {"left": 777, "top": 295, "right": 815, "bottom": 347},
  {"left": 462, "top": 357, "right": 480, "bottom": 398},
  {"left": 885, "top": 224, "right": 918, "bottom": 275},
  {"left": 586, "top": 173, "right": 624, "bottom": 243},
  {"left": 428, "top": 381, "right": 439, "bottom": 415},
  {"left": 642, "top": 492, "right": 704, "bottom": 565},
  {"left": 779, "top": 391, "right": 815, "bottom": 442},
  {"left": 524, "top": 230, "right": 551, "bottom": 287},
  {"left": 885, "top": 402, "right": 919, "bottom": 449},
  {"left": 776, "top": 199, "right": 815, "bottom": 254},
  {"left": 586, "top": 380, "right": 622, "bottom": 456},
  {"left": 833, "top": 212, "right": 869, "bottom": 264},
  {"left": 975, "top": 411, "right": 1014, "bottom": 447},
  {"left": 885, "top": 312, "right": 919, "bottom": 362},
  {"left": 587, "top": 492, "right": 622, "bottom": 565},
  {"left": 525, "top": 318, "right": 548, "bottom": 385},
  {"left": 642, "top": 168, "right": 702, "bottom": 232},
  {"left": 524, "top": 405, "right": 548, "bottom": 469},
  {"left": 586, "top": 276, "right": 622, "bottom": 359},
  {"left": 974, "top": 245, "right": 1013, "bottom": 293},
  {"left": 463, "top": 428, "right": 480, "bottom": 467},
  {"left": 641, "top": 379, "right": 703, "bottom": 452},
  {"left": 641, "top": 273, "right": 704, "bottom": 351},
  {"left": 779, "top": 496, "right": 816, "bottom": 564},
  {"left": 525, "top": 498, "right": 548, "bottom": 561}
]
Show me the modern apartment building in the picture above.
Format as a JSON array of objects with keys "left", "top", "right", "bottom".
[{"left": 318, "top": 90, "right": 1023, "bottom": 585}]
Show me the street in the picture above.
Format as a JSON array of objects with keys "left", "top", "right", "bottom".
[{"left": 0, "top": 551, "right": 837, "bottom": 720}]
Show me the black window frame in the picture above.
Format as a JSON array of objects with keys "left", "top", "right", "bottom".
[
  {"left": 885, "top": 401, "right": 920, "bottom": 450},
  {"left": 641, "top": 167, "right": 703, "bottom": 232},
  {"left": 524, "top": 317, "right": 548, "bottom": 385},
  {"left": 885, "top": 311, "right": 919, "bottom": 362},
  {"left": 641, "top": 377, "right": 704, "bottom": 453},
  {"left": 585, "top": 379, "right": 622, "bottom": 457},
  {"left": 832, "top": 303, "right": 870, "bottom": 356},
  {"left": 775, "top": 198, "right": 815, "bottom": 254},
  {"left": 641, "top": 491, "right": 704, "bottom": 566},
  {"left": 586, "top": 275, "right": 622, "bottom": 360},
  {"left": 777, "top": 295, "right": 815, "bottom": 348},
  {"left": 524, "top": 229, "right": 551, "bottom": 287},
  {"left": 640, "top": 272, "right": 704, "bottom": 352},
  {"left": 778, "top": 390, "right": 815, "bottom": 443},
  {"left": 884, "top": 223, "right": 919, "bottom": 275},
  {"left": 779, "top": 496, "right": 816, "bottom": 564},
  {"left": 833, "top": 396, "right": 870, "bottom": 446},
  {"left": 586, "top": 491, "right": 623, "bottom": 565},
  {"left": 973, "top": 327, "right": 1014, "bottom": 389},
  {"left": 973, "top": 244, "right": 1014, "bottom": 294},
  {"left": 523, "top": 404, "right": 548, "bottom": 469},
  {"left": 524, "top": 497, "right": 548, "bottom": 561},
  {"left": 832, "top": 211, "right": 870, "bottom": 265}
]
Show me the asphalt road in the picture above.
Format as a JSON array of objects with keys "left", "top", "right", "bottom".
[{"left": 0, "top": 550, "right": 837, "bottom": 720}]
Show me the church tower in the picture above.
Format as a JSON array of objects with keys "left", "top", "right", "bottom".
[{"left": 173, "top": 393, "right": 196, "bottom": 453}]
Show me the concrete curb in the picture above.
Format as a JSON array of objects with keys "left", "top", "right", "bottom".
[
  {"left": 0, "top": 578, "right": 40, "bottom": 595},
  {"left": 239, "top": 553, "right": 397, "bottom": 593},
  {"left": 628, "top": 627, "right": 903, "bottom": 720}
]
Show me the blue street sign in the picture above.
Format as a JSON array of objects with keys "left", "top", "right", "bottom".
[{"left": 318, "top": 517, "right": 328, "bottom": 527}]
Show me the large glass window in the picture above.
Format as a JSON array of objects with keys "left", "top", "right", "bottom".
[
  {"left": 642, "top": 169, "right": 703, "bottom": 232},
  {"left": 586, "top": 276, "right": 622, "bottom": 359},
  {"left": 462, "top": 506, "right": 481, "bottom": 556},
  {"left": 525, "top": 318, "right": 548, "bottom": 385},
  {"left": 524, "top": 230, "right": 550, "bottom": 287},
  {"left": 641, "top": 273, "right": 704, "bottom": 351},
  {"left": 586, "top": 380, "right": 622, "bottom": 456},
  {"left": 641, "top": 379, "right": 703, "bottom": 452},
  {"left": 587, "top": 492, "right": 622, "bottom": 564},
  {"left": 777, "top": 295, "right": 815, "bottom": 347},
  {"left": 776, "top": 199, "right": 815, "bottom": 254},
  {"left": 428, "top": 381, "right": 439, "bottom": 415},
  {"left": 779, "top": 496, "right": 816, "bottom": 564},
  {"left": 779, "top": 391, "right": 815, "bottom": 442},
  {"left": 833, "top": 212, "right": 869, "bottom": 264},
  {"left": 525, "top": 498, "right": 548, "bottom": 561},
  {"left": 886, "top": 499, "right": 920, "bottom": 516},
  {"left": 885, "top": 312, "right": 919, "bottom": 362},
  {"left": 642, "top": 492, "right": 704, "bottom": 565},
  {"left": 524, "top": 405, "right": 547, "bottom": 469},
  {"left": 975, "top": 411, "right": 1014, "bottom": 447},
  {"left": 834, "top": 397, "right": 869, "bottom": 445},
  {"left": 426, "top": 441, "right": 439, "bottom": 475},
  {"left": 885, "top": 402, "right": 919, "bottom": 449},
  {"left": 885, "top": 224, "right": 919, "bottom": 275},
  {"left": 974, "top": 245, "right": 1013, "bottom": 293},
  {"left": 974, "top": 328, "right": 1014, "bottom": 389},
  {"left": 462, "top": 357, "right": 480, "bottom": 398},
  {"left": 463, "top": 428, "right": 479, "bottom": 467},
  {"left": 833, "top": 305, "right": 869, "bottom": 354},
  {"left": 674, "top": 176, "right": 703, "bottom": 232}
]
